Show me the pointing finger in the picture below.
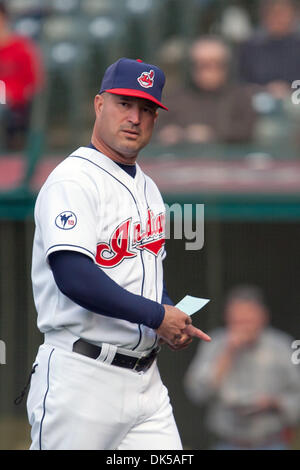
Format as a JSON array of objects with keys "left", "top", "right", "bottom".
[{"left": 183, "top": 324, "right": 211, "bottom": 342}]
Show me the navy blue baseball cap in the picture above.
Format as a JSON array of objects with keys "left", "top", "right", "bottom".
[{"left": 99, "top": 57, "right": 168, "bottom": 111}]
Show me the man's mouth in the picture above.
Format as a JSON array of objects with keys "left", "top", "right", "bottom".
[{"left": 122, "top": 129, "right": 140, "bottom": 136}]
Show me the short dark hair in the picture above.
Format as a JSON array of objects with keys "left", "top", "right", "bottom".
[
  {"left": 0, "top": 1, "right": 7, "bottom": 16},
  {"left": 260, "top": 0, "right": 297, "bottom": 15},
  {"left": 225, "top": 284, "right": 267, "bottom": 309},
  {"left": 190, "top": 35, "right": 232, "bottom": 65}
]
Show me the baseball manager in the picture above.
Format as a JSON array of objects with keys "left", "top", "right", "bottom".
[{"left": 27, "top": 58, "right": 211, "bottom": 450}]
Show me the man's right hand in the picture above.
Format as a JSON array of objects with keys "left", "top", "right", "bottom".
[
  {"left": 156, "top": 304, "right": 211, "bottom": 350},
  {"left": 226, "top": 327, "right": 258, "bottom": 353}
]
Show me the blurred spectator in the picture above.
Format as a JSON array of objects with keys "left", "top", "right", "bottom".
[
  {"left": 0, "top": 1, "right": 45, "bottom": 151},
  {"left": 184, "top": 285, "right": 300, "bottom": 450},
  {"left": 155, "top": 36, "right": 257, "bottom": 146},
  {"left": 239, "top": 0, "right": 300, "bottom": 99}
]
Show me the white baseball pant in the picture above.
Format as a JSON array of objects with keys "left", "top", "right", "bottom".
[{"left": 27, "top": 344, "right": 183, "bottom": 450}]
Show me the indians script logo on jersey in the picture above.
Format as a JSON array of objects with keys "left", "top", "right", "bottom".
[
  {"left": 96, "top": 209, "right": 165, "bottom": 268},
  {"left": 137, "top": 70, "right": 155, "bottom": 88}
]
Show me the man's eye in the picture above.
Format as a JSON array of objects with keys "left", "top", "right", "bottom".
[{"left": 144, "top": 107, "right": 154, "bottom": 114}]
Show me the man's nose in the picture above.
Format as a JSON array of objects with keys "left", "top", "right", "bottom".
[{"left": 128, "top": 105, "right": 141, "bottom": 125}]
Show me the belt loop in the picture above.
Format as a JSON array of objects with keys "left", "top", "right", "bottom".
[
  {"left": 103, "top": 344, "right": 118, "bottom": 365},
  {"left": 97, "top": 343, "right": 110, "bottom": 362}
]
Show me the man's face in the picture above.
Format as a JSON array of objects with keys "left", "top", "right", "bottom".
[
  {"left": 225, "top": 299, "right": 267, "bottom": 344},
  {"left": 190, "top": 42, "right": 228, "bottom": 91},
  {"left": 94, "top": 93, "right": 158, "bottom": 160},
  {"left": 263, "top": 2, "right": 295, "bottom": 36}
]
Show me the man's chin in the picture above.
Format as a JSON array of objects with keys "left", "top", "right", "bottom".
[{"left": 118, "top": 140, "right": 148, "bottom": 157}]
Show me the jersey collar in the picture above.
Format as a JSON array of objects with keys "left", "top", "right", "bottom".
[{"left": 69, "top": 146, "right": 143, "bottom": 189}]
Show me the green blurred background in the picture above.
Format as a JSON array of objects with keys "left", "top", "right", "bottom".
[{"left": 1, "top": 0, "right": 300, "bottom": 450}]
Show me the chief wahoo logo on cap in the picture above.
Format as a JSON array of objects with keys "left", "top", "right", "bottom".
[{"left": 137, "top": 70, "right": 155, "bottom": 88}]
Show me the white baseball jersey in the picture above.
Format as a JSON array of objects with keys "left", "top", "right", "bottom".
[{"left": 31, "top": 146, "right": 166, "bottom": 352}]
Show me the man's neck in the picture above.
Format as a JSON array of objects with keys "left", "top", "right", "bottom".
[
  {"left": 0, "top": 27, "right": 12, "bottom": 46},
  {"left": 0, "top": 22, "right": 12, "bottom": 46},
  {"left": 267, "top": 28, "right": 294, "bottom": 39},
  {"left": 91, "top": 135, "right": 137, "bottom": 166}
]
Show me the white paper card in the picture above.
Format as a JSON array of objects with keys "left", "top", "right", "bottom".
[{"left": 175, "top": 295, "right": 210, "bottom": 316}]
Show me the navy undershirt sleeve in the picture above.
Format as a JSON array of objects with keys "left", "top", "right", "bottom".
[
  {"left": 161, "top": 281, "right": 174, "bottom": 306},
  {"left": 48, "top": 250, "right": 165, "bottom": 330}
]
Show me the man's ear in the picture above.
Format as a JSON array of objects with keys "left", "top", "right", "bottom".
[
  {"left": 154, "top": 110, "right": 159, "bottom": 123},
  {"left": 94, "top": 94, "right": 104, "bottom": 117}
]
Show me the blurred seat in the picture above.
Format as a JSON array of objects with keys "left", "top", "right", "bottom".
[
  {"left": 88, "top": 16, "right": 118, "bottom": 40},
  {"left": 13, "top": 16, "right": 42, "bottom": 39},
  {"left": 40, "top": 17, "right": 88, "bottom": 150},
  {"left": 41, "top": 40, "right": 85, "bottom": 151},
  {"left": 81, "top": 0, "right": 119, "bottom": 16},
  {"left": 48, "top": 42, "right": 83, "bottom": 68},
  {"left": 251, "top": 91, "right": 295, "bottom": 148},
  {"left": 52, "top": 0, "right": 80, "bottom": 14},
  {"left": 42, "top": 15, "right": 79, "bottom": 43},
  {"left": 125, "top": 0, "right": 155, "bottom": 15},
  {"left": 10, "top": 0, "right": 49, "bottom": 40},
  {"left": 124, "top": 0, "right": 167, "bottom": 60},
  {"left": 83, "top": 14, "right": 128, "bottom": 96},
  {"left": 219, "top": 5, "right": 252, "bottom": 43},
  {"left": 9, "top": 0, "right": 45, "bottom": 16}
]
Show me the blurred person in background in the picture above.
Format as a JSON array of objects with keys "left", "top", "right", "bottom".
[
  {"left": 239, "top": 0, "right": 300, "bottom": 99},
  {"left": 0, "top": 1, "right": 44, "bottom": 151},
  {"left": 155, "top": 36, "right": 257, "bottom": 146},
  {"left": 184, "top": 285, "right": 300, "bottom": 450}
]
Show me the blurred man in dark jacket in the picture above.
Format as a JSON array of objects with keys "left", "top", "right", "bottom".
[
  {"left": 239, "top": 0, "right": 300, "bottom": 99},
  {"left": 156, "top": 36, "right": 257, "bottom": 146}
]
